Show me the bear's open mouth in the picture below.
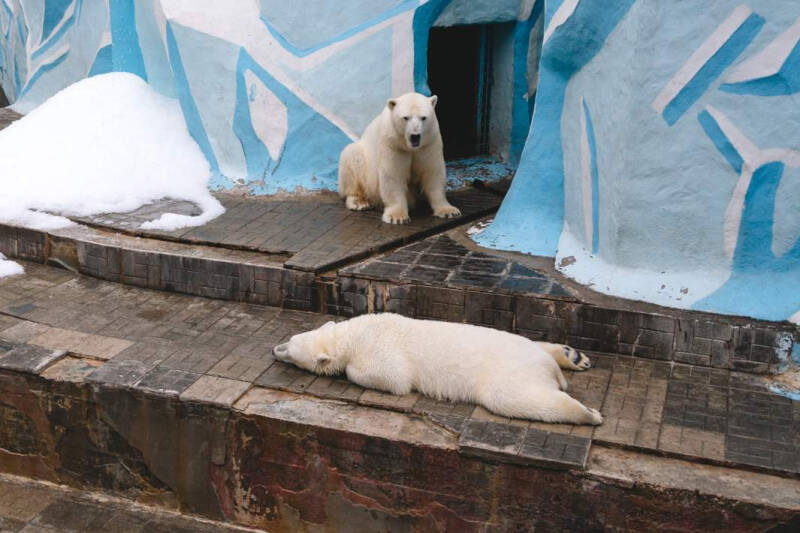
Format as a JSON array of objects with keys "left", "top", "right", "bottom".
[{"left": 410, "top": 134, "right": 421, "bottom": 147}]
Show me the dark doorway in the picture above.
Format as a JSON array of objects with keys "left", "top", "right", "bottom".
[
  {"left": 0, "top": 86, "right": 8, "bottom": 108},
  {"left": 427, "top": 25, "right": 490, "bottom": 160}
]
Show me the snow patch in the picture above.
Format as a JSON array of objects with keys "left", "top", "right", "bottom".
[
  {"left": 0, "top": 253, "right": 23, "bottom": 278},
  {"left": 1, "top": 73, "right": 224, "bottom": 231},
  {"left": 555, "top": 223, "right": 729, "bottom": 308},
  {"left": 790, "top": 310, "right": 800, "bottom": 325},
  {"left": 467, "top": 218, "right": 493, "bottom": 237}
]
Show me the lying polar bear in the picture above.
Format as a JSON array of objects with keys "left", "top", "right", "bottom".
[
  {"left": 272, "top": 313, "right": 603, "bottom": 425},
  {"left": 337, "top": 92, "right": 461, "bottom": 224}
]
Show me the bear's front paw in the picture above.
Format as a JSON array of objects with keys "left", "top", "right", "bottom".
[
  {"left": 433, "top": 204, "right": 461, "bottom": 219},
  {"left": 346, "top": 196, "right": 371, "bottom": 211},
  {"left": 586, "top": 407, "right": 603, "bottom": 425},
  {"left": 382, "top": 207, "right": 410, "bottom": 224}
]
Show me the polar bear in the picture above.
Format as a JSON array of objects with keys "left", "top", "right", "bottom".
[
  {"left": 338, "top": 92, "right": 462, "bottom": 224},
  {"left": 272, "top": 313, "right": 603, "bottom": 425}
]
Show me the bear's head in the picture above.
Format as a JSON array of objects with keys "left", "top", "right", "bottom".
[
  {"left": 387, "top": 92, "right": 439, "bottom": 151},
  {"left": 273, "top": 321, "right": 340, "bottom": 375}
]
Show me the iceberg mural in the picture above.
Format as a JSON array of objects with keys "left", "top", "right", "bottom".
[
  {"left": 477, "top": 0, "right": 800, "bottom": 323},
  {"left": 0, "top": 0, "right": 540, "bottom": 193},
  {"left": 1, "top": 0, "right": 798, "bottom": 323}
]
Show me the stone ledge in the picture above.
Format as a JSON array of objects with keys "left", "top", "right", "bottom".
[
  {"left": 2, "top": 221, "right": 797, "bottom": 375},
  {"left": 0, "top": 341, "right": 65, "bottom": 374},
  {"left": 0, "top": 358, "right": 798, "bottom": 531}
]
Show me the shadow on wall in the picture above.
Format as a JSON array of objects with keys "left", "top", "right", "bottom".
[{"left": 0, "top": 86, "right": 7, "bottom": 107}]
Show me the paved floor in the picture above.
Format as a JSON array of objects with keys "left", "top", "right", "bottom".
[
  {"left": 0, "top": 474, "right": 258, "bottom": 532},
  {"left": 0, "top": 108, "right": 20, "bottom": 129},
  {"left": 72, "top": 187, "right": 503, "bottom": 273},
  {"left": 1, "top": 262, "right": 798, "bottom": 475},
  {"left": 342, "top": 233, "right": 574, "bottom": 299},
  {"left": 0, "top": 106, "right": 504, "bottom": 274}
]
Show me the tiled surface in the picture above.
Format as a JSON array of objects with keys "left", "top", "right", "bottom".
[
  {"left": 342, "top": 234, "right": 574, "bottom": 299},
  {"left": 0, "top": 343, "right": 65, "bottom": 374},
  {"left": 71, "top": 186, "right": 503, "bottom": 273},
  {"left": 459, "top": 420, "right": 590, "bottom": 469},
  {"left": 0, "top": 474, "right": 252, "bottom": 532},
  {"left": 334, "top": 236, "right": 796, "bottom": 373},
  {"left": 3, "top": 209, "right": 793, "bottom": 373},
  {"left": 1, "top": 262, "right": 799, "bottom": 475},
  {"left": 0, "top": 108, "right": 20, "bottom": 130}
]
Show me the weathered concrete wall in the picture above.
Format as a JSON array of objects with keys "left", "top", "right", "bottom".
[
  {"left": 1, "top": 366, "right": 799, "bottom": 531},
  {"left": 0, "top": 0, "right": 539, "bottom": 194},
  {"left": 477, "top": 0, "right": 800, "bottom": 323}
]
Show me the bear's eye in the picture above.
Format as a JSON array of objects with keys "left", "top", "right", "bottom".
[
  {"left": 402, "top": 116, "right": 410, "bottom": 121},
  {"left": 421, "top": 116, "right": 427, "bottom": 121}
]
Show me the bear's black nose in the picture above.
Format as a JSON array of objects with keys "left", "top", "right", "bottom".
[{"left": 410, "top": 134, "right": 421, "bottom": 146}]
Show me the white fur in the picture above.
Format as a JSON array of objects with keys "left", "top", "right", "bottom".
[
  {"left": 337, "top": 92, "right": 461, "bottom": 224},
  {"left": 273, "top": 313, "right": 603, "bottom": 425}
]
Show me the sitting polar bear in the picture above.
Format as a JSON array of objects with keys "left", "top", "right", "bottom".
[
  {"left": 337, "top": 92, "right": 462, "bottom": 224},
  {"left": 273, "top": 313, "right": 603, "bottom": 425}
]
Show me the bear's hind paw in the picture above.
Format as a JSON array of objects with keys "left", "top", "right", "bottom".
[
  {"left": 564, "top": 346, "right": 592, "bottom": 371},
  {"left": 586, "top": 407, "right": 603, "bottom": 425}
]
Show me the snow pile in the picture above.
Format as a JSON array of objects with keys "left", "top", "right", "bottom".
[
  {"left": 0, "top": 253, "right": 23, "bottom": 278},
  {"left": 1, "top": 73, "right": 224, "bottom": 231}
]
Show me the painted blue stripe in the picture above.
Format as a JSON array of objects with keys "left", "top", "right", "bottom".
[
  {"left": 31, "top": 3, "right": 77, "bottom": 61},
  {"left": 261, "top": 0, "right": 417, "bottom": 58},
  {"left": 19, "top": 49, "right": 68, "bottom": 97},
  {"left": 15, "top": 6, "right": 27, "bottom": 45},
  {"left": 233, "top": 51, "right": 273, "bottom": 180},
  {"left": 165, "top": 23, "right": 219, "bottom": 174},
  {"left": 109, "top": 0, "right": 147, "bottom": 80},
  {"left": 88, "top": 44, "right": 113, "bottom": 77},
  {"left": 734, "top": 161, "right": 783, "bottom": 270},
  {"left": 582, "top": 99, "right": 600, "bottom": 254},
  {"left": 697, "top": 109, "right": 743, "bottom": 173},
  {"left": 41, "top": 0, "right": 72, "bottom": 42},
  {"left": 476, "top": 0, "right": 635, "bottom": 257},
  {"left": 13, "top": 56, "right": 20, "bottom": 94},
  {"left": 509, "top": 0, "right": 543, "bottom": 164},
  {"left": 232, "top": 48, "right": 352, "bottom": 193},
  {"left": 2, "top": 0, "right": 13, "bottom": 39},
  {"left": 662, "top": 12, "right": 764, "bottom": 126},
  {"left": 412, "top": 0, "right": 452, "bottom": 95},
  {"left": 719, "top": 39, "right": 800, "bottom": 96}
]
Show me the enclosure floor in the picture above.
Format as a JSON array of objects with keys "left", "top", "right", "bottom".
[{"left": 1, "top": 262, "right": 798, "bottom": 476}]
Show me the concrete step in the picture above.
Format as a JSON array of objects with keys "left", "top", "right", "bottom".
[
  {"left": 2, "top": 220, "right": 796, "bottom": 377},
  {"left": 0, "top": 263, "right": 798, "bottom": 531},
  {"left": 0, "top": 473, "right": 261, "bottom": 532}
]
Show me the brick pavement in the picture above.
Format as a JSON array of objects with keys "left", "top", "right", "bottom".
[
  {"left": 342, "top": 233, "right": 574, "bottom": 298},
  {"left": 1, "top": 262, "right": 799, "bottom": 475},
  {"left": 0, "top": 108, "right": 20, "bottom": 129},
  {"left": 0, "top": 474, "right": 258, "bottom": 532},
  {"left": 71, "top": 186, "right": 503, "bottom": 273},
  {"left": 334, "top": 234, "right": 797, "bottom": 374}
]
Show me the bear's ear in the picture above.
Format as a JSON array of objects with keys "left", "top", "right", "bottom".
[
  {"left": 387, "top": 98, "right": 397, "bottom": 110},
  {"left": 316, "top": 353, "right": 331, "bottom": 366},
  {"left": 429, "top": 95, "right": 438, "bottom": 108}
]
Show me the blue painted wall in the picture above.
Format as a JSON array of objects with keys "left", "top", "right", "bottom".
[
  {"left": 477, "top": 0, "right": 800, "bottom": 323},
  {"left": 3, "top": 0, "right": 796, "bottom": 323},
  {"left": 0, "top": 0, "right": 538, "bottom": 193}
]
